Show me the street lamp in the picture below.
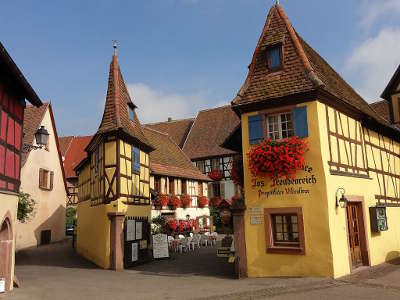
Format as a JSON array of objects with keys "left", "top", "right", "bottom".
[
  {"left": 23, "top": 126, "right": 50, "bottom": 152},
  {"left": 335, "top": 188, "right": 348, "bottom": 208}
]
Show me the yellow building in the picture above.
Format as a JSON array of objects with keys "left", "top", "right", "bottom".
[
  {"left": 75, "top": 45, "right": 154, "bottom": 270},
  {"left": 227, "top": 3, "right": 400, "bottom": 278}
]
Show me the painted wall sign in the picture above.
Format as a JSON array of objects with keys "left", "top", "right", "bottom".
[
  {"left": 251, "top": 165, "right": 317, "bottom": 200},
  {"left": 131, "top": 242, "right": 138, "bottom": 262},
  {"left": 126, "top": 220, "right": 135, "bottom": 241},
  {"left": 152, "top": 234, "right": 169, "bottom": 259},
  {"left": 249, "top": 207, "right": 263, "bottom": 225}
]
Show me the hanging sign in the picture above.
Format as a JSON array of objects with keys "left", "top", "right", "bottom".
[
  {"left": 152, "top": 234, "right": 169, "bottom": 259},
  {"left": 126, "top": 220, "right": 136, "bottom": 241},
  {"left": 136, "top": 221, "right": 143, "bottom": 240},
  {"left": 131, "top": 242, "right": 138, "bottom": 262},
  {"left": 248, "top": 207, "right": 263, "bottom": 225}
]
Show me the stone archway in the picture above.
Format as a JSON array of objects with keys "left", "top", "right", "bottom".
[{"left": 0, "top": 212, "right": 13, "bottom": 291}]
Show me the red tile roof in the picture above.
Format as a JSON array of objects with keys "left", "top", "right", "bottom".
[
  {"left": 22, "top": 103, "right": 49, "bottom": 166},
  {"left": 58, "top": 136, "right": 73, "bottom": 157},
  {"left": 143, "top": 127, "right": 210, "bottom": 181},
  {"left": 182, "top": 106, "right": 240, "bottom": 160},
  {"left": 145, "top": 118, "right": 194, "bottom": 148},
  {"left": 61, "top": 136, "right": 92, "bottom": 178},
  {"left": 95, "top": 51, "right": 152, "bottom": 151},
  {"left": 232, "top": 4, "right": 393, "bottom": 132},
  {"left": 370, "top": 100, "right": 391, "bottom": 123}
]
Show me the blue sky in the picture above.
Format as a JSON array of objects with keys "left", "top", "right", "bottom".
[{"left": 1, "top": 0, "right": 400, "bottom": 136}]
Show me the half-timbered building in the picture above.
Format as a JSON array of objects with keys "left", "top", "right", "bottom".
[
  {"left": 226, "top": 3, "right": 400, "bottom": 278},
  {"left": 0, "top": 41, "right": 42, "bottom": 292}
]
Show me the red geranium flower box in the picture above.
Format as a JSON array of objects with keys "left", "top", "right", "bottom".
[
  {"left": 167, "top": 219, "right": 177, "bottom": 231},
  {"left": 208, "top": 169, "right": 223, "bottom": 181},
  {"left": 247, "top": 137, "right": 308, "bottom": 181},
  {"left": 198, "top": 196, "right": 209, "bottom": 208},
  {"left": 154, "top": 194, "right": 169, "bottom": 208},
  {"left": 180, "top": 194, "right": 192, "bottom": 208},
  {"left": 169, "top": 195, "right": 181, "bottom": 210}
]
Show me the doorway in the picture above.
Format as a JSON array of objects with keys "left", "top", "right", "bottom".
[
  {"left": 0, "top": 215, "right": 12, "bottom": 291},
  {"left": 346, "top": 200, "right": 369, "bottom": 269}
]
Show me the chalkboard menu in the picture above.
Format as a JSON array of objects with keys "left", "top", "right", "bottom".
[
  {"left": 152, "top": 234, "right": 169, "bottom": 259},
  {"left": 369, "top": 206, "right": 388, "bottom": 232}
]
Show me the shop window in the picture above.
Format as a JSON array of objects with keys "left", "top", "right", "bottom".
[
  {"left": 132, "top": 146, "right": 140, "bottom": 173},
  {"left": 248, "top": 106, "right": 308, "bottom": 144},
  {"left": 264, "top": 207, "right": 305, "bottom": 255},
  {"left": 39, "top": 168, "right": 54, "bottom": 191},
  {"left": 267, "top": 45, "right": 282, "bottom": 72}
]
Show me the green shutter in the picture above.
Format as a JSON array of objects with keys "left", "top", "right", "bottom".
[
  {"left": 248, "top": 115, "right": 263, "bottom": 144},
  {"left": 292, "top": 106, "right": 309, "bottom": 138}
]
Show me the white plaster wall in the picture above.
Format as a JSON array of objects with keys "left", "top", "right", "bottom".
[
  {"left": 152, "top": 207, "right": 210, "bottom": 221},
  {"left": 16, "top": 108, "right": 67, "bottom": 250}
]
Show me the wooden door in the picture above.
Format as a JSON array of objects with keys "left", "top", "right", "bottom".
[{"left": 346, "top": 203, "right": 363, "bottom": 267}]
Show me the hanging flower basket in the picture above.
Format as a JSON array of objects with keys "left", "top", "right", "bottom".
[
  {"left": 168, "top": 195, "right": 181, "bottom": 210},
  {"left": 210, "top": 196, "right": 222, "bottom": 208},
  {"left": 247, "top": 137, "right": 308, "bottom": 181},
  {"left": 154, "top": 194, "right": 169, "bottom": 208},
  {"left": 198, "top": 196, "right": 209, "bottom": 208},
  {"left": 208, "top": 169, "right": 223, "bottom": 181},
  {"left": 167, "top": 219, "right": 177, "bottom": 231},
  {"left": 180, "top": 194, "right": 192, "bottom": 208}
]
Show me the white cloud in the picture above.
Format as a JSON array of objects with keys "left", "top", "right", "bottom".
[
  {"left": 127, "top": 83, "right": 212, "bottom": 123},
  {"left": 345, "top": 27, "right": 400, "bottom": 101},
  {"left": 361, "top": 0, "right": 400, "bottom": 29}
]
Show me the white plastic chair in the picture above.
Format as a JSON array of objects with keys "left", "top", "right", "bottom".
[
  {"left": 191, "top": 234, "right": 201, "bottom": 249},
  {"left": 200, "top": 234, "right": 208, "bottom": 247},
  {"left": 210, "top": 232, "right": 218, "bottom": 246},
  {"left": 178, "top": 234, "right": 185, "bottom": 239},
  {"left": 190, "top": 232, "right": 194, "bottom": 237},
  {"left": 167, "top": 236, "right": 174, "bottom": 249}
]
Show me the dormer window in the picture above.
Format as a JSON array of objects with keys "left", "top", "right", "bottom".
[
  {"left": 267, "top": 45, "right": 282, "bottom": 72},
  {"left": 129, "top": 105, "right": 134, "bottom": 121}
]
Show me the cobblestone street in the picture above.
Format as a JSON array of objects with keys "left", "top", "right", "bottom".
[{"left": 1, "top": 240, "right": 400, "bottom": 299}]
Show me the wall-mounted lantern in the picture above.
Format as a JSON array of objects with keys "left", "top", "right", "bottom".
[
  {"left": 23, "top": 126, "right": 50, "bottom": 152},
  {"left": 335, "top": 188, "right": 348, "bottom": 208}
]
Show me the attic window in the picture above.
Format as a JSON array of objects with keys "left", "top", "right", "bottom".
[
  {"left": 267, "top": 45, "right": 282, "bottom": 72},
  {"left": 129, "top": 105, "right": 134, "bottom": 121}
]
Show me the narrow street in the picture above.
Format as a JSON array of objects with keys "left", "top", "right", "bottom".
[{"left": 2, "top": 240, "right": 400, "bottom": 300}]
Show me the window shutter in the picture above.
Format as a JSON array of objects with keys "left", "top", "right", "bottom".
[
  {"left": 50, "top": 171, "right": 54, "bottom": 190},
  {"left": 248, "top": 115, "right": 263, "bottom": 144},
  {"left": 292, "top": 106, "right": 309, "bottom": 138},
  {"left": 39, "top": 169, "right": 43, "bottom": 188}
]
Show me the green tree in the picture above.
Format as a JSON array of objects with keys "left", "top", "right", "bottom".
[
  {"left": 17, "top": 191, "right": 36, "bottom": 223},
  {"left": 66, "top": 206, "right": 76, "bottom": 225}
]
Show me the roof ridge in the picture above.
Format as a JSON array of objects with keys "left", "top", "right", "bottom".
[
  {"left": 182, "top": 115, "right": 197, "bottom": 150},
  {"left": 198, "top": 104, "right": 231, "bottom": 113},
  {"left": 142, "top": 125, "right": 169, "bottom": 136},
  {"left": 145, "top": 117, "right": 195, "bottom": 126}
]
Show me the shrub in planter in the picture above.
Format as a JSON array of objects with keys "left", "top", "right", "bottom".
[
  {"left": 154, "top": 194, "right": 169, "bottom": 208},
  {"left": 169, "top": 195, "right": 181, "bottom": 210},
  {"left": 198, "top": 196, "right": 209, "bottom": 208},
  {"left": 247, "top": 137, "right": 308, "bottom": 182},
  {"left": 208, "top": 169, "right": 223, "bottom": 181},
  {"left": 180, "top": 194, "right": 192, "bottom": 208}
]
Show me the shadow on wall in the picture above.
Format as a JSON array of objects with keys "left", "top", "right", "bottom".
[
  {"left": 385, "top": 251, "right": 400, "bottom": 264},
  {"left": 32, "top": 205, "right": 66, "bottom": 246}
]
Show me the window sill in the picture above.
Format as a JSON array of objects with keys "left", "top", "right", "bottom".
[
  {"left": 266, "top": 246, "right": 305, "bottom": 255},
  {"left": 39, "top": 187, "right": 53, "bottom": 191}
]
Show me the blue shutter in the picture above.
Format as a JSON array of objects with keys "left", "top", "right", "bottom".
[
  {"left": 248, "top": 115, "right": 263, "bottom": 145},
  {"left": 292, "top": 106, "right": 309, "bottom": 138},
  {"left": 132, "top": 146, "right": 140, "bottom": 172}
]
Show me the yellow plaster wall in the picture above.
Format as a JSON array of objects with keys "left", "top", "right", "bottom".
[
  {"left": 320, "top": 103, "right": 400, "bottom": 277},
  {"left": 241, "top": 101, "right": 333, "bottom": 277},
  {"left": 76, "top": 200, "right": 111, "bottom": 269},
  {"left": 0, "top": 192, "right": 18, "bottom": 291}
]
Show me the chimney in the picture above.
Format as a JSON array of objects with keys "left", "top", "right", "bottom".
[{"left": 168, "top": 117, "right": 172, "bottom": 122}]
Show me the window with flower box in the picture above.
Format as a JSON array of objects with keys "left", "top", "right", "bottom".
[
  {"left": 266, "top": 112, "right": 293, "bottom": 140},
  {"left": 264, "top": 207, "right": 305, "bottom": 255}
]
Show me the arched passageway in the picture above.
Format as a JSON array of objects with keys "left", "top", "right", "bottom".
[{"left": 0, "top": 214, "right": 13, "bottom": 291}]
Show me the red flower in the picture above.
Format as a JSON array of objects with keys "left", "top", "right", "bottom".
[
  {"left": 180, "top": 194, "right": 192, "bottom": 208},
  {"left": 208, "top": 169, "right": 223, "bottom": 181},
  {"left": 169, "top": 195, "right": 181, "bottom": 210},
  {"left": 198, "top": 196, "right": 209, "bottom": 208},
  {"left": 154, "top": 194, "right": 169, "bottom": 208},
  {"left": 167, "top": 219, "right": 177, "bottom": 231},
  {"left": 247, "top": 137, "right": 308, "bottom": 182}
]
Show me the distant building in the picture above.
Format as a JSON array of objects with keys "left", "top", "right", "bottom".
[
  {"left": 0, "top": 41, "right": 42, "bottom": 292},
  {"left": 17, "top": 103, "right": 68, "bottom": 250}
]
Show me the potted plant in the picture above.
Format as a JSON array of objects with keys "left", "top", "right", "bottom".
[
  {"left": 180, "top": 194, "right": 192, "bottom": 208},
  {"left": 198, "top": 196, "right": 209, "bottom": 208},
  {"left": 247, "top": 136, "right": 308, "bottom": 182},
  {"left": 167, "top": 219, "right": 177, "bottom": 231},
  {"left": 154, "top": 194, "right": 169, "bottom": 208},
  {"left": 169, "top": 195, "right": 181, "bottom": 210}
]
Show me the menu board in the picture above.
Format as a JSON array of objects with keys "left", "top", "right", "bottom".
[
  {"left": 136, "top": 221, "right": 143, "bottom": 240},
  {"left": 126, "top": 220, "right": 136, "bottom": 241},
  {"left": 152, "top": 234, "right": 169, "bottom": 259},
  {"left": 131, "top": 242, "right": 138, "bottom": 262}
]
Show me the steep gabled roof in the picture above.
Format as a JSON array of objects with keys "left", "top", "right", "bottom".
[
  {"left": 370, "top": 100, "right": 391, "bottom": 123},
  {"left": 94, "top": 50, "right": 152, "bottom": 151},
  {"left": 22, "top": 103, "right": 68, "bottom": 194},
  {"left": 232, "top": 4, "right": 392, "bottom": 131},
  {"left": 182, "top": 105, "right": 240, "bottom": 160},
  {"left": 59, "top": 136, "right": 73, "bottom": 157},
  {"left": 61, "top": 136, "right": 92, "bottom": 178},
  {"left": 381, "top": 65, "right": 400, "bottom": 101},
  {"left": 0, "top": 42, "right": 42, "bottom": 107},
  {"left": 142, "top": 126, "right": 210, "bottom": 181},
  {"left": 145, "top": 118, "right": 195, "bottom": 148}
]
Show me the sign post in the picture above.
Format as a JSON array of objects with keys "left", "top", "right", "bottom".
[{"left": 152, "top": 234, "right": 169, "bottom": 259}]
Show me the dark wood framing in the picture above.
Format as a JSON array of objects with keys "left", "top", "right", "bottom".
[{"left": 264, "top": 207, "right": 305, "bottom": 255}]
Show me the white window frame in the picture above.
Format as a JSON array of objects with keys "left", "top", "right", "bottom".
[{"left": 266, "top": 112, "right": 294, "bottom": 140}]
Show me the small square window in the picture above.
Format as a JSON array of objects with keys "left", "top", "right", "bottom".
[{"left": 267, "top": 46, "right": 282, "bottom": 71}]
